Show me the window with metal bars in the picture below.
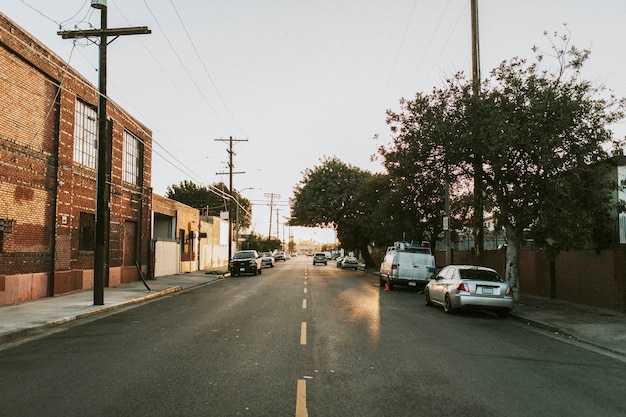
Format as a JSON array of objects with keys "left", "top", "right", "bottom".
[
  {"left": 123, "top": 130, "right": 141, "bottom": 185},
  {"left": 73, "top": 99, "right": 98, "bottom": 169}
]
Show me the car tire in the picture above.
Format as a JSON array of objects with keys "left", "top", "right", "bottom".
[
  {"left": 443, "top": 294, "right": 454, "bottom": 314},
  {"left": 424, "top": 288, "right": 433, "bottom": 306}
]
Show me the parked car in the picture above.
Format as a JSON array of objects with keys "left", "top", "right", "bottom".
[
  {"left": 424, "top": 265, "right": 514, "bottom": 317},
  {"left": 341, "top": 256, "right": 359, "bottom": 270},
  {"left": 260, "top": 252, "right": 275, "bottom": 268},
  {"left": 229, "top": 250, "right": 262, "bottom": 276},
  {"left": 379, "top": 246, "right": 435, "bottom": 290},
  {"left": 274, "top": 251, "right": 287, "bottom": 261},
  {"left": 336, "top": 256, "right": 344, "bottom": 267},
  {"left": 313, "top": 252, "right": 327, "bottom": 265}
]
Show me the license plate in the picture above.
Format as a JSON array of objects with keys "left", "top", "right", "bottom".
[
  {"left": 409, "top": 282, "right": 416, "bottom": 286},
  {"left": 240, "top": 268, "right": 246, "bottom": 272},
  {"left": 482, "top": 287, "right": 493, "bottom": 294}
]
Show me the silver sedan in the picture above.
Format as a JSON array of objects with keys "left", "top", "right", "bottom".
[{"left": 424, "top": 265, "right": 514, "bottom": 317}]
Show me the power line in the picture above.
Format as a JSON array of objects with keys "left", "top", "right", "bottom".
[
  {"left": 168, "top": 0, "right": 246, "bottom": 137},
  {"left": 141, "top": 0, "right": 229, "bottom": 132}
]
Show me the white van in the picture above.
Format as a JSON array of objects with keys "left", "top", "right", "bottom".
[{"left": 379, "top": 247, "right": 436, "bottom": 290}]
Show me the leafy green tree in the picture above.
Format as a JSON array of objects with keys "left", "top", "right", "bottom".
[
  {"left": 469, "top": 34, "right": 624, "bottom": 300},
  {"left": 241, "top": 233, "right": 281, "bottom": 252},
  {"left": 380, "top": 74, "right": 472, "bottom": 250},
  {"left": 379, "top": 32, "right": 624, "bottom": 301},
  {"left": 165, "top": 180, "right": 252, "bottom": 230},
  {"left": 290, "top": 157, "right": 377, "bottom": 266}
]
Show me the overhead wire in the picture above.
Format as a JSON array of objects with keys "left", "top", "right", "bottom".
[
  {"left": 141, "top": 0, "right": 230, "bottom": 133},
  {"left": 379, "top": 0, "right": 420, "bottom": 109},
  {"left": 405, "top": 0, "right": 456, "bottom": 92},
  {"left": 421, "top": 1, "right": 471, "bottom": 87},
  {"left": 168, "top": 0, "right": 246, "bottom": 137},
  {"left": 7, "top": 3, "right": 269, "bottom": 216},
  {"left": 0, "top": 7, "right": 221, "bottom": 202}
]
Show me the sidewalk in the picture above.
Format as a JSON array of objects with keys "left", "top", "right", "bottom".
[
  {"left": 0, "top": 271, "right": 222, "bottom": 346},
  {"left": 1, "top": 271, "right": 625, "bottom": 359},
  {"left": 512, "top": 294, "right": 626, "bottom": 357}
]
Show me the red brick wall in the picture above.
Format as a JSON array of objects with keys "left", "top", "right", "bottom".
[{"left": 0, "top": 14, "right": 152, "bottom": 304}]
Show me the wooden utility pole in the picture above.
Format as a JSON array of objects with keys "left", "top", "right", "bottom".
[
  {"left": 264, "top": 193, "right": 281, "bottom": 240},
  {"left": 471, "top": 0, "right": 484, "bottom": 263},
  {"left": 215, "top": 136, "right": 247, "bottom": 262},
  {"left": 58, "top": 0, "right": 150, "bottom": 305}
]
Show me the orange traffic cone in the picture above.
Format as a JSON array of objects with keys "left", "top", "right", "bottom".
[{"left": 384, "top": 282, "right": 390, "bottom": 291}]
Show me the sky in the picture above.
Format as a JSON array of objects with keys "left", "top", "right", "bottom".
[{"left": 3, "top": 0, "right": 626, "bottom": 244}]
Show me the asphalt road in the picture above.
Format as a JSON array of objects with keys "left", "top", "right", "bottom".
[{"left": 1, "top": 257, "right": 625, "bottom": 417}]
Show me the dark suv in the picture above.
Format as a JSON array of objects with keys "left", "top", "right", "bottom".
[
  {"left": 230, "top": 250, "right": 262, "bottom": 276},
  {"left": 313, "top": 252, "right": 327, "bottom": 265}
]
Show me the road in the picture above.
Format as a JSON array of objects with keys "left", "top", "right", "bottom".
[{"left": 1, "top": 256, "right": 625, "bottom": 417}]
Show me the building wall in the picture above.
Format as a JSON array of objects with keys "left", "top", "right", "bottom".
[
  {"left": 0, "top": 14, "right": 152, "bottom": 305},
  {"left": 152, "top": 194, "right": 200, "bottom": 275},
  {"left": 199, "top": 216, "right": 229, "bottom": 270}
]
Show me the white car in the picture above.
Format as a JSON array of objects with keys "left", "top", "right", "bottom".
[
  {"left": 424, "top": 265, "right": 514, "bottom": 317},
  {"left": 259, "top": 252, "right": 275, "bottom": 267}
]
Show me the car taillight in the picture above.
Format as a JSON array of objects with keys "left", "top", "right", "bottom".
[
  {"left": 391, "top": 264, "right": 398, "bottom": 270},
  {"left": 457, "top": 282, "right": 469, "bottom": 292},
  {"left": 505, "top": 286, "right": 513, "bottom": 296}
]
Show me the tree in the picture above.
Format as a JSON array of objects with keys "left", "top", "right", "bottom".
[
  {"left": 470, "top": 34, "right": 624, "bottom": 300},
  {"left": 165, "top": 180, "right": 252, "bottom": 230},
  {"left": 241, "top": 233, "right": 280, "bottom": 252},
  {"left": 290, "top": 157, "right": 377, "bottom": 266},
  {"left": 380, "top": 73, "right": 472, "bottom": 250},
  {"left": 379, "top": 32, "right": 624, "bottom": 302}
]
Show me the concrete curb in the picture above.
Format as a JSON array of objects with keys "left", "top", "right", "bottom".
[
  {"left": 0, "top": 286, "right": 183, "bottom": 345},
  {"left": 509, "top": 312, "right": 626, "bottom": 358}
]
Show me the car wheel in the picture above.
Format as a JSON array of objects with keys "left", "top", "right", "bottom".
[
  {"left": 443, "top": 294, "right": 454, "bottom": 314},
  {"left": 424, "top": 288, "right": 433, "bottom": 306}
]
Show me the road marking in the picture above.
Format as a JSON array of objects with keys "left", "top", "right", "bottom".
[
  {"left": 295, "top": 379, "right": 307, "bottom": 417},
  {"left": 300, "top": 322, "right": 307, "bottom": 345},
  {"left": 304, "top": 288, "right": 307, "bottom": 294},
  {"left": 302, "top": 298, "right": 307, "bottom": 309}
]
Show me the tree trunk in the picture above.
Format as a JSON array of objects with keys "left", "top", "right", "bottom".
[
  {"left": 504, "top": 224, "right": 521, "bottom": 303},
  {"left": 360, "top": 243, "right": 376, "bottom": 268}
]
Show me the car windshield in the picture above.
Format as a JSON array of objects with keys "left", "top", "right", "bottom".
[
  {"left": 233, "top": 251, "right": 254, "bottom": 259},
  {"left": 459, "top": 269, "right": 502, "bottom": 282}
]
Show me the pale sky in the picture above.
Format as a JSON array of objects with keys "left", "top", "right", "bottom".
[{"left": 4, "top": 0, "right": 626, "bottom": 243}]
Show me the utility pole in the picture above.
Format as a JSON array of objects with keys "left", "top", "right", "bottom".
[
  {"left": 58, "top": 0, "right": 150, "bottom": 306},
  {"left": 471, "top": 0, "right": 484, "bottom": 264},
  {"left": 264, "top": 193, "right": 280, "bottom": 240},
  {"left": 215, "top": 136, "right": 247, "bottom": 262}
]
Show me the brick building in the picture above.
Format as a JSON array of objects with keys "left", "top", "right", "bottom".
[{"left": 0, "top": 14, "right": 152, "bottom": 305}]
